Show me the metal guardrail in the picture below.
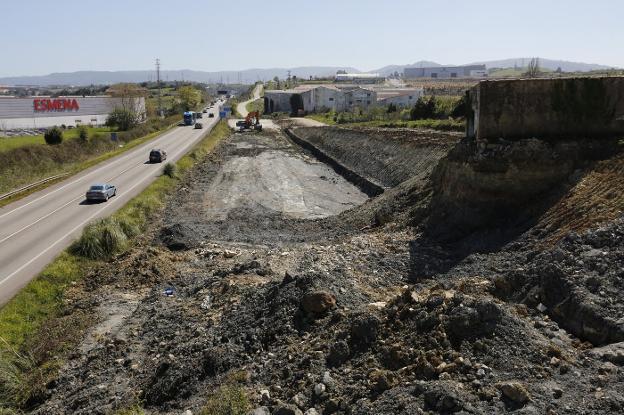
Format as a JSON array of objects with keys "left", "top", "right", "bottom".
[{"left": 0, "top": 173, "right": 70, "bottom": 201}]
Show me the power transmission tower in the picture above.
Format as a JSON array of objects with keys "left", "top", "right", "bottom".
[{"left": 156, "top": 58, "right": 163, "bottom": 117}]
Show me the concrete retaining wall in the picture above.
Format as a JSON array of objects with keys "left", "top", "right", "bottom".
[{"left": 468, "top": 77, "right": 624, "bottom": 141}]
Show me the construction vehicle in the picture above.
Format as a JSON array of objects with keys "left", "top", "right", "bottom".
[{"left": 236, "top": 111, "right": 262, "bottom": 132}]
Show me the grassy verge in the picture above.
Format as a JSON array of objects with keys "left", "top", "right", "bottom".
[
  {"left": 0, "top": 116, "right": 179, "bottom": 207},
  {"left": 245, "top": 98, "right": 264, "bottom": 115},
  {"left": 305, "top": 113, "right": 464, "bottom": 131},
  {"left": 0, "top": 127, "right": 112, "bottom": 154},
  {"left": 0, "top": 120, "right": 230, "bottom": 410}
]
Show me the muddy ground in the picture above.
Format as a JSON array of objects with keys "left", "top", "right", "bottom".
[{"left": 32, "top": 125, "right": 624, "bottom": 414}]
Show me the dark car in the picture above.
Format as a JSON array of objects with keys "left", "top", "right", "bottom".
[
  {"left": 194, "top": 122, "right": 203, "bottom": 129},
  {"left": 208, "top": 113, "right": 215, "bottom": 118},
  {"left": 86, "top": 183, "right": 116, "bottom": 202},
  {"left": 149, "top": 149, "right": 167, "bottom": 163},
  {"left": 196, "top": 112, "right": 203, "bottom": 119},
  {"left": 202, "top": 109, "right": 208, "bottom": 113}
]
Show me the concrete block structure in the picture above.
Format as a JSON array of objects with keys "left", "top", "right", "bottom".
[{"left": 467, "top": 77, "right": 624, "bottom": 141}]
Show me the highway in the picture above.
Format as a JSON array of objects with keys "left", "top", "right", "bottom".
[{"left": 0, "top": 104, "right": 222, "bottom": 306}]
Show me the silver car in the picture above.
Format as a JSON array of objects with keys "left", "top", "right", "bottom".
[{"left": 86, "top": 183, "right": 116, "bottom": 202}]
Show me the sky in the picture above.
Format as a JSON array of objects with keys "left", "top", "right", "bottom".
[{"left": 1, "top": 0, "right": 622, "bottom": 77}]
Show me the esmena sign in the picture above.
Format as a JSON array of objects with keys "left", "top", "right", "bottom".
[{"left": 33, "top": 98, "right": 80, "bottom": 112}]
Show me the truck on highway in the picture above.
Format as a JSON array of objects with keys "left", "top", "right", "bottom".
[{"left": 183, "top": 111, "right": 197, "bottom": 126}]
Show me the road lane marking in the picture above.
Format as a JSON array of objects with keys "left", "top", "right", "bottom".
[
  {"left": 0, "top": 127, "right": 182, "bottom": 220},
  {"left": 0, "top": 126, "right": 199, "bottom": 242},
  {"left": 0, "top": 119, "right": 218, "bottom": 287}
]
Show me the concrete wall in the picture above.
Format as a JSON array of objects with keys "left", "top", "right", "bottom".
[
  {"left": 0, "top": 96, "right": 145, "bottom": 129},
  {"left": 311, "top": 87, "right": 345, "bottom": 112},
  {"left": 344, "top": 87, "right": 376, "bottom": 109},
  {"left": 468, "top": 77, "right": 624, "bottom": 141},
  {"left": 378, "top": 90, "right": 424, "bottom": 107}
]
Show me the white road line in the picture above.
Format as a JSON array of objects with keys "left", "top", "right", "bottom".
[
  {"left": 0, "top": 153, "right": 150, "bottom": 245},
  {"left": 0, "top": 119, "right": 217, "bottom": 287},
  {"left": 0, "top": 127, "right": 180, "bottom": 220}
]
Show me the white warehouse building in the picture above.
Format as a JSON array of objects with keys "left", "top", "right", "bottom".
[{"left": 0, "top": 96, "right": 146, "bottom": 130}]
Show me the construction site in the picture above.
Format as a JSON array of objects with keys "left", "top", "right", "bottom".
[{"left": 15, "top": 77, "right": 624, "bottom": 414}]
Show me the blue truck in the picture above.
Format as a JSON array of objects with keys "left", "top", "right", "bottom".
[{"left": 183, "top": 111, "right": 196, "bottom": 126}]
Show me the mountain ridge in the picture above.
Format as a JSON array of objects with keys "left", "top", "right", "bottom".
[{"left": 0, "top": 58, "right": 616, "bottom": 86}]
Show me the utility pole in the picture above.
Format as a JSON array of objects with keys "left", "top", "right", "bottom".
[{"left": 156, "top": 58, "right": 163, "bottom": 117}]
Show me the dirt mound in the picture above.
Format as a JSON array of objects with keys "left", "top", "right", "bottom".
[
  {"left": 426, "top": 136, "right": 619, "bottom": 240},
  {"left": 26, "top": 125, "right": 624, "bottom": 415}
]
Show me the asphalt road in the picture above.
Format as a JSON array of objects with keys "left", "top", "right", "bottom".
[{"left": 0, "top": 103, "right": 222, "bottom": 306}]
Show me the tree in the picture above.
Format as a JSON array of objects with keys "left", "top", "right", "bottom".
[
  {"left": 387, "top": 103, "right": 397, "bottom": 113},
  {"left": 106, "top": 107, "right": 140, "bottom": 131},
  {"left": 525, "top": 57, "right": 541, "bottom": 78},
  {"left": 106, "top": 83, "right": 147, "bottom": 126},
  {"left": 410, "top": 96, "right": 436, "bottom": 120},
  {"left": 77, "top": 125, "right": 89, "bottom": 142},
  {"left": 44, "top": 126, "right": 63, "bottom": 145},
  {"left": 177, "top": 85, "right": 202, "bottom": 111}
]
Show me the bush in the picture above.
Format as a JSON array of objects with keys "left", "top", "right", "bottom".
[
  {"left": 43, "top": 126, "right": 63, "bottom": 145},
  {"left": 450, "top": 95, "right": 468, "bottom": 118},
  {"left": 70, "top": 218, "right": 130, "bottom": 259},
  {"left": 77, "top": 125, "right": 89, "bottom": 142},
  {"left": 200, "top": 385, "right": 250, "bottom": 415},
  {"left": 106, "top": 107, "right": 140, "bottom": 131},
  {"left": 163, "top": 162, "right": 177, "bottom": 178}
]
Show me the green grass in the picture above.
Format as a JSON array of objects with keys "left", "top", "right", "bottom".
[
  {"left": 0, "top": 127, "right": 112, "bottom": 154},
  {"left": 0, "top": 116, "right": 179, "bottom": 206},
  {"left": 305, "top": 112, "right": 464, "bottom": 132},
  {"left": 245, "top": 98, "right": 264, "bottom": 115},
  {"left": 199, "top": 384, "right": 250, "bottom": 415},
  {"left": 0, "top": 120, "right": 229, "bottom": 410}
]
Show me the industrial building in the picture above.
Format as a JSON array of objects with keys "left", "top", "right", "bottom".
[
  {"left": 0, "top": 96, "right": 146, "bottom": 131},
  {"left": 334, "top": 73, "right": 385, "bottom": 84},
  {"left": 404, "top": 64, "right": 487, "bottom": 79},
  {"left": 264, "top": 85, "right": 423, "bottom": 114}
]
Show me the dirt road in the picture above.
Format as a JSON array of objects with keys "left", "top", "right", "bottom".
[{"left": 237, "top": 84, "right": 263, "bottom": 117}]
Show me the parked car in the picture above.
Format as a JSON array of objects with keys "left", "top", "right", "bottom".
[
  {"left": 196, "top": 112, "right": 203, "bottom": 119},
  {"left": 202, "top": 109, "right": 208, "bottom": 113},
  {"left": 208, "top": 113, "right": 215, "bottom": 118},
  {"left": 195, "top": 122, "right": 203, "bottom": 129},
  {"left": 86, "top": 183, "right": 116, "bottom": 202},
  {"left": 149, "top": 149, "right": 167, "bottom": 163}
]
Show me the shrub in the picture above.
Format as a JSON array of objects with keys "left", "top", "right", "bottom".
[
  {"left": 70, "top": 218, "right": 130, "bottom": 259},
  {"left": 199, "top": 385, "right": 250, "bottom": 415},
  {"left": 77, "top": 125, "right": 89, "bottom": 142},
  {"left": 450, "top": 95, "right": 468, "bottom": 118},
  {"left": 106, "top": 107, "right": 140, "bottom": 131},
  {"left": 163, "top": 162, "right": 177, "bottom": 178},
  {"left": 43, "top": 126, "right": 63, "bottom": 145}
]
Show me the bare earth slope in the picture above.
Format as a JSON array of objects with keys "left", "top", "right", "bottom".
[{"left": 30, "top": 126, "right": 624, "bottom": 415}]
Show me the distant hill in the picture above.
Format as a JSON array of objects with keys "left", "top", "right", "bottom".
[
  {"left": 0, "top": 58, "right": 616, "bottom": 87},
  {"left": 0, "top": 66, "right": 360, "bottom": 87},
  {"left": 373, "top": 61, "right": 442, "bottom": 76},
  {"left": 468, "top": 58, "right": 614, "bottom": 72}
]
